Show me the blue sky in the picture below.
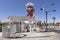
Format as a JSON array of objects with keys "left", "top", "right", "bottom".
[{"left": 0, "top": 0, "right": 60, "bottom": 23}]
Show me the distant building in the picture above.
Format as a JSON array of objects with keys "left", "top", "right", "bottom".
[{"left": 56, "top": 22, "right": 60, "bottom": 28}]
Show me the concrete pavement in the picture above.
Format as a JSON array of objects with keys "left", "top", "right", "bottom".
[{"left": 0, "top": 32, "right": 60, "bottom": 40}]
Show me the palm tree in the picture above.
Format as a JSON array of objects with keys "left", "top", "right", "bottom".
[
  {"left": 52, "top": 17, "right": 56, "bottom": 30},
  {"left": 37, "top": 21, "right": 42, "bottom": 31},
  {"left": 52, "top": 17, "right": 56, "bottom": 24},
  {"left": 37, "top": 21, "right": 42, "bottom": 27}
]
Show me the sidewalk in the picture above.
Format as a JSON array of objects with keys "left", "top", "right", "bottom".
[
  {"left": 0, "top": 32, "right": 56, "bottom": 38},
  {"left": 0, "top": 32, "right": 58, "bottom": 40},
  {"left": 19, "top": 32, "right": 56, "bottom": 38}
]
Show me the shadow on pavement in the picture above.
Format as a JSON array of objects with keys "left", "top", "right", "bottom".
[
  {"left": 3, "top": 35, "right": 51, "bottom": 39},
  {"left": 5, "top": 36, "right": 50, "bottom": 39},
  {"left": 53, "top": 30, "right": 60, "bottom": 33},
  {"left": 23, "top": 36, "right": 50, "bottom": 38}
]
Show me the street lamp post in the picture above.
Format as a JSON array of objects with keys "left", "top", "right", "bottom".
[
  {"left": 40, "top": 8, "right": 56, "bottom": 31},
  {"left": 45, "top": 11, "right": 48, "bottom": 31}
]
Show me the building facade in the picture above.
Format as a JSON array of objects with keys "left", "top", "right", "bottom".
[{"left": 1, "top": 16, "right": 36, "bottom": 37}]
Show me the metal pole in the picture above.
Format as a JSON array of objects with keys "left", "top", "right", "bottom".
[{"left": 45, "top": 12, "right": 48, "bottom": 31}]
